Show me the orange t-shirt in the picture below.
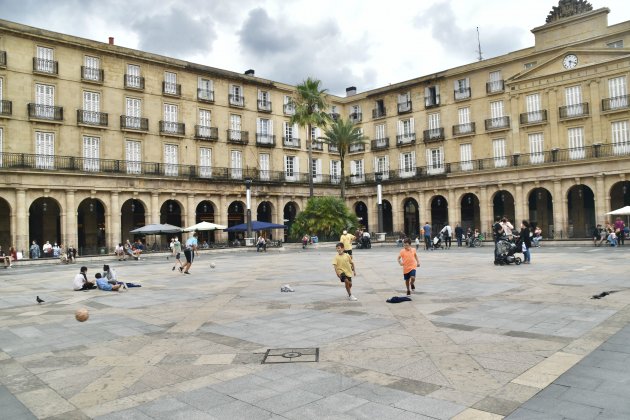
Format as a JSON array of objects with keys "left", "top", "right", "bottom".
[{"left": 399, "top": 247, "right": 418, "bottom": 273}]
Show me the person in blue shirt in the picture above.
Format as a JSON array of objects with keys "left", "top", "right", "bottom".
[
  {"left": 423, "top": 222, "right": 432, "bottom": 250},
  {"left": 181, "top": 232, "right": 198, "bottom": 274}
]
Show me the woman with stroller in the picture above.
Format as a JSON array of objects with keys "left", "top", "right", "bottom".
[{"left": 520, "top": 220, "right": 532, "bottom": 264}]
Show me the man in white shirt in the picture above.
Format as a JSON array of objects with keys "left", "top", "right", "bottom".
[{"left": 440, "top": 224, "right": 453, "bottom": 249}]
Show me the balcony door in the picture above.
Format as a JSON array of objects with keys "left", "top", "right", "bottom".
[
  {"left": 83, "top": 91, "right": 100, "bottom": 124},
  {"left": 526, "top": 93, "right": 542, "bottom": 122},
  {"left": 83, "top": 136, "right": 100, "bottom": 172},
  {"left": 608, "top": 76, "right": 627, "bottom": 108},
  {"left": 565, "top": 86, "right": 582, "bottom": 116},
  {"left": 35, "top": 83, "right": 54, "bottom": 118},
  {"left": 35, "top": 131, "right": 54, "bottom": 169},
  {"left": 126, "top": 98, "right": 141, "bottom": 128}
]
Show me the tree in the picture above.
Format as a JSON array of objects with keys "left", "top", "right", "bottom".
[
  {"left": 290, "top": 78, "right": 330, "bottom": 198},
  {"left": 320, "top": 118, "right": 368, "bottom": 199},
  {"left": 289, "top": 197, "right": 359, "bottom": 240}
]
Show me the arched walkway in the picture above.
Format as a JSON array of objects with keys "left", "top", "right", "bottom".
[
  {"left": 567, "top": 185, "right": 595, "bottom": 238},
  {"left": 160, "top": 199, "right": 182, "bottom": 227},
  {"left": 0, "top": 198, "right": 10, "bottom": 249},
  {"left": 196, "top": 200, "right": 216, "bottom": 243},
  {"left": 355, "top": 201, "right": 368, "bottom": 230},
  {"left": 29, "top": 197, "right": 61, "bottom": 254},
  {"left": 382, "top": 199, "right": 393, "bottom": 233},
  {"left": 228, "top": 201, "right": 245, "bottom": 241},
  {"left": 283, "top": 202, "right": 299, "bottom": 241},
  {"left": 460, "top": 193, "right": 480, "bottom": 231},
  {"left": 77, "top": 198, "right": 106, "bottom": 254},
  {"left": 121, "top": 199, "right": 146, "bottom": 242},
  {"left": 492, "top": 190, "right": 515, "bottom": 222},
  {"left": 430, "top": 195, "right": 448, "bottom": 234},
  {"left": 528, "top": 188, "right": 554, "bottom": 236},
  {"left": 403, "top": 198, "right": 419, "bottom": 237},
  {"left": 610, "top": 181, "right": 630, "bottom": 210}
]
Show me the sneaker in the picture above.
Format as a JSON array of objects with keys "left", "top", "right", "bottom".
[
  {"left": 411, "top": 284, "right": 415, "bottom": 290},
  {"left": 172, "top": 266, "right": 175, "bottom": 271},
  {"left": 179, "top": 267, "right": 183, "bottom": 273},
  {"left": 348, "top": 295, "right": 358, "bottom": 301},
  {"left": 184, "top": 271, "right": 190, "bottom": 275},
  {"left": 406, "top": 291, "right": 411, "bottom": 296}
]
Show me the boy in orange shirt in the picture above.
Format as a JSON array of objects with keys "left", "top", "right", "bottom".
[{"left": 397, "top": 238, "right": 420, "bottom": 295}]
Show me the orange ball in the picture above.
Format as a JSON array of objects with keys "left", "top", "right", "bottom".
[{"left": 75, "top": 308, "right": 89, "bottom": 322}]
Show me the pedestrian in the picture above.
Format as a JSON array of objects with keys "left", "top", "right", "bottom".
[
  {"left": 42, "top": 241, "right": 52, "bottom": 258},
  {"left": 397, "top": 238, "right": 420, "bottom": 295},
  {"left": 493, "top": 216, "right": 504, "bottom": 262},
  {"left": 182, "top": 232, "right": 198, "bottom": 274},
  {"left": 423, "top": 222, "right": 432, "bottom": 250},
  {"left": 592, "top": 225, "right": 604, "bottom": 246},
  {"left": 30, "top": 240, "right": 41, "bottom": 259},
  {"left": 171, "top": 237, "right": 183, "bottom": 271},
  {"left": 302, "top": 234, "right": 309, "bottom": 249},
  {"left": 339, "top": 229, "right": 356, "bottom": 256},
  {"left": 115, "top": 243, "right": 125, "bottom": 260},
  {"left": 415, "top": 236, "right": 420, "bottom": 250},
  {"left": 614, "top": 217, "right": 625, "bottom": 246},
  {"left": 332, "top": 242, "right": 357, "bottom": 301},
  {"left": 455, "top": 224, "right": 464, "bottom": 247},
  {"left": 440, "top": 223, "right": 452, "bottom": 249},
  {"left": 72, "top": 266, "right": 96, "bottom": 291},
  {"left": 520, "top": 220, "right": 532, "bottom": 264}
]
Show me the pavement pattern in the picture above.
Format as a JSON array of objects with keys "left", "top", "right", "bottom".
[{"left": 0, "top": 243, "right": 629, "bottom": 419}]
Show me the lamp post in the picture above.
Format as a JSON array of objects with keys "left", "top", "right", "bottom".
[
  {"left": 375, "top": 172, "right": 383, "bottom": 234},
  {"left": 245, "top": 178, "right": 253, "bottom": 239}
]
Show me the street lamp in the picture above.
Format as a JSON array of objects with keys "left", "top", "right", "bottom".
[
  {"left": 375, "top": 172, "right": 383, "bottom": 234},
  {"left": 245, "top": 178, "right": 253, "bottom": 239}
]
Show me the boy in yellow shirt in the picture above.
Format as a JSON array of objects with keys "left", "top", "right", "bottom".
[
  {"left": 397, "top": 238, "right": 420, "bottom": 295},
  {"left": 332, "top": 242, "right": 357, "bottom": 301}
]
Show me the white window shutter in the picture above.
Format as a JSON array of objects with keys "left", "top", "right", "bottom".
[{"left": 410, "top": 118, "right": 415, "bottom": 134}]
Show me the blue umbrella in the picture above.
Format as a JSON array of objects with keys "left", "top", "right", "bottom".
[{"left": 224, "top": 221, "right": 287, "bottom": 232}]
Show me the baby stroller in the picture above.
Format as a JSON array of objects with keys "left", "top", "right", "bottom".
[
  {"left": 432, "top": 233, "right": 444, "bottom": 250},
  {"left": 494, "top": 237, "right": 522, "bottom": 265},
  {"left": 357, "top": 235, "right": 371, "bottom": 249}
]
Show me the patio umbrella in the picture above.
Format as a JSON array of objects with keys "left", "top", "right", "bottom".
[
  {"left": 130, "top": 223, "right": 183, "bottom": 234},
  {"left": 224, "top": 220, "right": 287, "bottom": 232},
  {"left": 606, "top": 205, "right": 630, "bottom": 216},
  {"left": 183, "top": 221, "right": 227, "bottom": 232}
]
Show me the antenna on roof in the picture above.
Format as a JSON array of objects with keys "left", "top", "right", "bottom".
[{"left": 476, "top": 27, "right": 483, "bottom": 61}]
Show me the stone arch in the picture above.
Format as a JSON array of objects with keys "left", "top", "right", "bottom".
[
  {"left": 77, "top": 197, "right": 107, "bottom": 254},
  {"left": 257, "top": 200, "right": 274, "bottom": 223},
  {"left": 283, "top": 201, "right": 299, "bottom": 241},
  {"left": 567, "top": 184, "right": 595, "bottom": 238},
  {"left": 492, "top": 190, "right": 515, "bottom": 223},
  {"left": 196, "top": 200, "right": 218, "bottom": 243},
  {"left": 459, "top": 192, "right": 480, "bottom": 231},
  {"left": 227, "top": 200, "right": 246, "bottom": 241},
  {"left": 382, "top": 199, "right": 393, "bottom": 233},
  {"left": 609, "top": 180, "right": 630, "bottom": 210},
  {"left": 160, "top": 199, "right": 184, "bottom": 227},
  {"left": 354, "top": 201, "right": 368, "bottom": 230},
  {"left": 430, "top": 195, "right": 448, "bottom": 234},
  {"left": 0, "top": 197, "right": 11, "bottom": 249},
  {"left": 527, "top": 187, "right": 554, "bottom": 237},
  {"left": 403, "top": 197, "right": 419, "bottom": 237},
  {"left": 121, "top": 198, "right": 147, "bottom": 242},
  {"left": 28, "top": 197, "right": 62, "bottom": 255}
]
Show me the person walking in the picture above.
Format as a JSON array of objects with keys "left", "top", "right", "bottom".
[
  {"left": 440, "top": 223, "right": 452, "bottom": 249},
  {"left": 614, "top": 217, "right": 625, "bottom": 246},
  {"left": 423, "top": 222, "right": 432, "bottom": 250},
  {"left": 171, "top": 237, "right": 183, "bottom": 271},
  {"left": 339, "top": 229, "right": 356, "bottom": 256},
  {"left": 397, "top": 238, "right": 420, "bottom": 296},
  {"left": 520, "top": 220, "right": 532, "bottom": 264},
  {"left": 182, "top": 232, "right": 198, "bottom": 274},
  {"left": 455, "top": 224, "right": 464, "bottom": 247},
  {"left": 332, "top": 242, "right": 357, "bottom": 301}
]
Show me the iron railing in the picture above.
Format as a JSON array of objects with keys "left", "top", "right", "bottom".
[
  {"left": 282, "top": 137, "right": 300, "bottom": 149},
  {"left": 256, "top": 134, "right": 276, "bottom": 147},
  {"left": 371, "top": 138, "right": 389, "bottom": 150},
  {"left": 283, "top": 103, "right": 295, "bottom": 115},
  {"left": 81, "top": 66, "right": 104, "bottom": 83},
  {"left": 397, "top": 101, "right": 412, "bottom": 114},
  {"left": 229, "top": 94, "right": 244, "bottom": 107},
  {"left": 33, "top": 57, "right": 58, "bottom": 75},
  {"left": 396, "top": 133, "right": 416, "bottom": 146},
  {"left": 424, "top": 95, "right": 440, "bottom": 108},
  {"left": 372, "top": 108, "right": 387, "bottom": 119},
  {"left": 452, "top": 122, "right": 475, "bottom": 136},
  {"left": 349, "top": 143, "right": 366, "bottom": 153},
  {"left": 162, "top": 82, "right": 181, "bottom": 96},
  {"left": 28, "top": 104, "right": 63, "bottom": 121},
  {"left": 124, "top": 74, "right": 145, "bottom": 90},
  {"left": 257, "top": 100, "right": 272, "bottom": 112},
  {"left": 559, "top": 103, "right": 590, "bottom": 119},
  {"left": 77, "top": 110, "right": 108, "bottom": 126},
  {"left": 519, "top": 110, "right": 548, "bottom": 125},
  {"left": 484, "top": 116, "right": 510, "bottom": 131},
  {"left": 120, "top": 115, "right": 149, "bottom": 131},
  {"left": 0, "top": 100, "right": 12, "bottom": 116},
  {"left": 602, "top": 95, "right": 629, "bottom": 112},
  {"left": 454, "top": 88, "right": 471, "bottom": 101},
  {"left": 227, "top": 129, "right": 248, "bottom": 144},
  {"left": 311, "top": 141, "right": 324, "bottom": 151},
  {"left": 486, "top": 80, "right": 505, "bottom": 94},
  {"left": 159, "top": 121, "right": 185, "bottom": 136},
  {"left": 195, "top": 125, "right": 218, "bottom": 141},
  {"left": 329, "top": 112, "right": 340, "bottom": 120},
  {"left": 197, "top": 89, "right": 214, "bottom": 102},
  {"left": 423, "top": 128, "right": 445, "bottom": 143},
  {"left": 350, "top": 112, "right": 362, "bottom": 123},
  {"left": 328, "top": 144, "right": 338, "bottom": 153}
]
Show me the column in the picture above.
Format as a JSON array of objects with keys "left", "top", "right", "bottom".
[
  {"left": 187, "top": 194, "right": 195, "bottom": 228},
  {"left": 589, "top": 79, "right": 602, "bottom": 138},
  {"left": 15, "top": 188, "right": 27, "bottom": 254},
  {"left": 553, "top": 180, "right": 565, "bottom": 238},
  {"left": 366, "top": 195, "right": 376, "bottom": 233},
  {"left": 479, "top": 186, "right": 490, "bottom": 233},
  {"left": 151, "top": 193, "right": 159, "bottom": 224},
  {"left": 514, "top": 183, "right": 525, "bottom": 225},
  {"left": 595, "top": 175, "right": 606, "bottom": 223},
  {"left": 418, "top": 191, "right": 427, "bottom": 226},
  {"left": 65, "top": 190, "right": 78, "bottom": 249},
  {"left": 391, "top": 193, "right": 401, "bottom": 232},
  {"left": 546, "top": 88, "right": 560, "bottom": 149},
  {"left": 110, "top": 191, "right": 120, "bottom": 247},
  {"left": 216, "top": 194, "right": 228, "bottom": 242},
  {"left": 510, "top": 94, "right": 522, "bottom": 153},
  {"left": 447, "top": 189, "right": 457, "bottom": 225}
]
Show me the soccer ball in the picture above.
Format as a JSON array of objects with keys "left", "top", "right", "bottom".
[
  {"left": 75, "top": 308, "right": 89, "bottom": 322},
  {"left": 210, "top": 262, "right": 216, "bottom": 269}
]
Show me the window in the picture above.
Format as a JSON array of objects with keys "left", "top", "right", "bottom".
[
  {"left": 83, "top": 56, "right": 100, "bottom": 81},
  {"left": 35, "top": 131, "right": 54, "bottom": 169},
  {"left": 35, "top": 83, "right": 54, "bottom": 118},
  {"left": 164, "top": 72, "right": 178, "bottom": 95},
  {"left": 259, "top": 153, "right": 270, "bottom": 180},
  {"left": 488, "top": 70, "right": 503, "bottom": 93},
  {"left": 284, "top": 155, "right": 298, "bottom": 181},
  {"left": 35, "top": 46, "right": 54, "bottom": 73},
  {"left": 397, "top": 118, "right": 415, "bottom": 143},
  {"left": 330, "top": 160, "right": 341, "bottom": 183},
  {"left": 426, "top": 147, "right": 444, "bottom": 175},
  {"left": 350, "top": 159, "right": 364, "bottom": 183},
  {"left": 568, "top": 127, "right": 585, "bottom": 160},
  {"left": 0, "top": 128, "right": 3, "bottom": 167},
  {"left": 83, "top": 136, "right": 100, "bottom": 172},
  {"left": 608, "top": 76, "right": 627, "bottom": 109},
  {"left": 350, "top": 105, "right": 362, "bottom": 122},
  {"left": 199, "top": 147, "right": 212, "bottom": 178},
  {"left": 83, "top": 91, "right": 100, "bottom": 124},
  {"left": 231, "top": 150, "right": 242, "bottom": 179},
  {"left": 198, "top": 109, "right": 212, "bottom": 137},
  {"left": 163, "top": 104, "right": 179, "bottom": 133},
  {"left": 457, "top": 107, "right": 472, "bottom": 134},
  {"left": 399, "top": 152, "right": 416, "bottom": 177},
  {"left": 398, "top": 92, "right": 411, "bottom": 112},
  {"left": 312, "top": 158, "right": 322, "bottom": 182},
  {"left": 164, "top": 144, "right": 178, "bottom": 176},
  {"left": 198, "top": 77, "right": 214, "bottom": 101},
  {"left": 565, "top": 86, "right": 583, "bottom": 116},
  {"left": 424, "top": 85, "right": 440, "bottom": 107},
  {"left": 125, "top": 140, "right": 141, "bottom": 174},
  {"left": 524, "top": 61, "right": 537, "bottom": 69},
  {"left": 258, "top": 90, "right": 271, "bottom": 110},
  {"left": 607, "top": 40, "right": 623, "bottom": 48},
  {"left": 374, "top": 99, "right": 385, "bottom": 117},
  {"left": 374, "top": 123, "right": 387, "bottom": 148},
  {"left": 283, "top": 95, "right": 294, "bottom": 114},
  {"left": 427, "top": 113, "right": 441, "bottom": 139},
  {"left": 528, "top": 133, "right": 544, "bottom": 164},
  {"left": 284, "top": 121, "right": 299, "bottom": 145},
  {"left": 230, "top": 85, "right": 243, "bottom": 106},
  {"left": 488, "top": 100, "right": 505, "bottom": 128},
  {"left": 493, "top": 138, "right": 507, "bottom": 168},
  {"left": 230, "top": 114, "right": 242, "bottom": 140},
  {"left": 454, "top": 78, "right": 470, "bottom": 100},
  {"left": 374, "top": 155, "right": 389, "bottom": 180},
  {"left": 612, "top": 120, "right": 629, "bottom": 155},
  {"left": 460, "top": 143, "right": 473, "bottom": 171},
  {"left": 126, "top": 64, "right": 142, "bottom": 88},
  {"left": 125, "top": 97, "right": 142, "bottom": 128},
  {"left": 257, "top": 118, "right": 273, "bottom": 144},
  {"left": 526, "top": 93, "right": 543, "bottom": 122}
]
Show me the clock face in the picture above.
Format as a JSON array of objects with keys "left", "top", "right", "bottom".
[{"left": 563, "top": 54, "right": 578, "bottom": 69}]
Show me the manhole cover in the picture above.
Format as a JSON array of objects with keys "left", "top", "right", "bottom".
[{"left": 262, "top": 348, "right": 319, "bottom": 364}]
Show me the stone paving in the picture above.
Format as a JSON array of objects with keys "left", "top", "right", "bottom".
[{"left": 0, "top": 243, "right": 629, "bottom": 419}]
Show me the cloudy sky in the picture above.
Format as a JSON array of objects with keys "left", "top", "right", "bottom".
[{"left": 2, "top": 0, "right": 630, "bottom": 95}]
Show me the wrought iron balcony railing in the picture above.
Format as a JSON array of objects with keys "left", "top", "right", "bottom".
[
  {"left": 120, "top": 115, "right": 149, "bottom": 131},
  {"left": 349, "top": 143, "right": 366, "bottom": 153},
  {"left": 282, "top": 137, "right": 300, "bottom": 149},
  {"left": 601, "top": 95, "right": 629, "bottom": 112},
  {"left": 162, "top": 82, "right": 181, "bottom": 96},
  {"left": 519, "top": 110, "right": 548, "bottom": 125},
  {"left": 0, "top": 51, "right": 6, "bottom": 67},
  {"left": 559, "top": 103, "right": 590, "bottom": 119},
  {"left": 452, "top": 122, "right": 476, "bottom": 136},
  {"left": 397, "top": 101, "right": 412, "bottom": 114},
  {"left": 77, "top": 110, "right": 108, "bottom": 126},
  {"left": 486, "top": 80, "right": 505, "bottom": 94},
  {"left": 197, "top": 89, "right": 214, "bottom": 103},
  {"left": 229, "top": 94, "right": 244, "bottom": 107},
  {"left": 33, "top": 57, "right": 58, "bottom": 75},
  {"left": 484, "top": 116, "right": 510, "bottom": 131},
  {"left": 328, "top": 144, "right": 338, "bottom": 153},
  {"left": 311, "top": 141, "right": 324, "bottom": 151},
  {"left": 0, "top": 100, "right": 12, "bottom": 117},
  {"left": 424, "top": 95, "right": 440, "bottom": 108},
  {"left": 283, "top": 103, "right": 295, "bottom": 115},
  {"left": 159, "top": 121, "right": 185, "bottom": 136},
  {"left": 28, "top": 104, "right": 63, "bottom": 121},
  {"left": 256, "top": 134, "right": 276, "bottom": 147},
  {"left": 195, "top": 125, "right": 218, "bottom": 141},
  {"left": 227, "top": 129, "right": 248, "bottom": 144},
  {"left": 371, "top": 138, "right": 389, "bottom": 150},
  {"left": 423, "top": 128, "right": 445, "bottom": 143},
  {"left": 454, "top": 88, "right": 471, "bottom": 101},
  {"left": 124, "top": 74, "right": 145, "bottom": 90},
  {"left": 372, "top": 108, "right": 387, "bottom": 119},
  {"left": 257, "top": 100, "right": 272, "bottom": 112},
  {"left": 81, "top": 66, "right": 104, "bottom": 83},
  {"left": 396, "top": 133, "right": 416, "bottom": 146},
  {"left": 349, "top": 112, "right": 362, "bottom": 123}
]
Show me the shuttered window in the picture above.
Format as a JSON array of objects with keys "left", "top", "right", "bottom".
[
  {"left": 259, "top": 153, "right": 270, "bottom": 180},
  {"left": 83, "top": 136, "right": 100, "bottom": 172},
  {"left": 199, "top": 147, "right": 212, "bottom": 178},
  {"left": 528, "top": 133, "right": 544, "bottom": 164},
  {"left": 608, "top": 76, "right": 627, "bottom": 109},
  {"left": 612, "top": 121, "right": 629, "bottom": 155},
  {"left": 426, "top": 147, "right": 444, "bottom": 174},
  {"left": 125, "top": 140, "right": 141, "bottom": 174},
  {"left": 399, "top": 152, "right": 415, "bottom": 177},
  {"left": 330, "top": 160, "right": 341, "bottom": 184},
  {"left": 460, "top": 143, "right": 473, "bottom": 171},
  {"left": 164, "top": 144, "right": 178, "bottom": 176},
  {"left": 493, "top": 139, "right": 507, "bottom": 167},
  {"left": 35, "top": 131, "right": 54, "bottom": 169},
  {"left": 231, "top": 150, "right": 242, "bottom": 179},
  {"left": 568, "top": 127, "right": 585, "bottom": 160}
]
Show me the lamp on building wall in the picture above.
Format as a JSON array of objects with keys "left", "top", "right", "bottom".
[
  {"left": 375, "top": 172, "right": 383, "bottom": 233},
  {"left": 437, "top": 197, "right": 442, "bottom": 206},
  {"left": 131, "top": 200, "right": 136, "bottom": 212},
  {"left": 168, "top": 201, "right": 174, "bottom": 213},
  {"left": 468, "top": 195, "right": 472, "bottom": 205},
  {"left": 203, "top": 203, "right": 208, "bottom": 213},
  {"left": 245, "top": 178, "right": 253, "bottom": 238},
  {"left": 89, "top": 201, "right": 94, "bottom": 213},
  {"left": 42, "top": 201, "right": 47, "bottom": 212},
  {"left": 538, "top": 190, "right": 542, "bottom": 200},
  {"left": 578, "top": 187, "right": 583, "bottom": 199},
  {"left": 623, "top": 184, "right": 627, "bottom": 195},
  {"left": 501, "top": 193, "right": 505, "bottom": 202}
]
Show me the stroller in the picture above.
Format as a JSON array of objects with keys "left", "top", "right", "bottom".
[
  {"left": 494, "top": 236, "right": 522, "bottom": 265},
  {"left": 357, "top": 235, "right": 371, "bottom": 249},
  {"left": 432, "top": 233, "right": 445, "bottom": 250}
]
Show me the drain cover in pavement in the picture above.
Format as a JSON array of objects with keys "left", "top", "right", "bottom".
[{"left": 261, "top": 348, "right": 319, "bottom": 364}]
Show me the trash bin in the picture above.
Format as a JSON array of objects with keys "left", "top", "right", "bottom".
[{"left": 311, "top": 236, "right": 318, "bottom": 243}]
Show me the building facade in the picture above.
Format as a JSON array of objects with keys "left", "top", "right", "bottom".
[{"left": 1, "top": 2, "right": 629, "bottom": 255}]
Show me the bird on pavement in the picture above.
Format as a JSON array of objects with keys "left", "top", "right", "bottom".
[{"left": 36, "top": 296, "right": 45, "bottom": 304}]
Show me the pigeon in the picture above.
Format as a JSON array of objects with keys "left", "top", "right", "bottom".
[
  {"left": 36, "top": 296, "right": 45, "bottom": 304},
  {"left": 591, "top": 290, "right": 620, "bottom": 299}
]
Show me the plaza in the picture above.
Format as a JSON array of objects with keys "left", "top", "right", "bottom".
[{"left": 1, "top": 243, "right": 629, "bottom": 419}]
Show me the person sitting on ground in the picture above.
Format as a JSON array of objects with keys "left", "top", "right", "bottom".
[
  {"left": 1, "top": 246, "right": 12, "bottom": 268},
  {"left": 73, "top": 266, "right": 96, "bottom": 291},
  {"left": 200, "top": 240, "right": 209, "bottom": 249},
  {"left": 114, "top": 243, "right": 125, "bottom": 260},
  {"left": 532, "top": 226, "right": 543, "bottom": 247},
  {"left": 9, "top": 246, "right": 17, "bottom": 263},
  {"left": 257, "top": 235, "right": 267, "bottom": 252},
  {"left": 67, "top": 245, "right": 77, "bottom": 263},
  {"left": 132, "top": 240, "right": 143, "bottom": 260},
  {"left": 95, "top": 272, "right": 123, "bottom": 291}
]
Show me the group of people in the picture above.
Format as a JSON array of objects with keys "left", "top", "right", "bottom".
[
  {"left": 114, "top": 240, "right": 144, "bottom": 261},
  {"left": 72, "top": 265, "right": 127, "bottom": 291},
  {"left": 592, "top": 217, "right": 627, "bottom": 247},
  {"left": 492, "top": 216, "right": 534, "bottom": 264},
  {"left": 169, "top": 233, "right": 198, "bottom": 274}
]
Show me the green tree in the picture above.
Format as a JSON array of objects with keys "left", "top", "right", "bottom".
[
  {"left": 289, "top": 78, "right": 330, "bottom": 198},
  {"left": 320, "top": 118, "right": 368, "bottom": 199},
  {"left": 289, "top": 197, "right": 359, "bottom": 240}
]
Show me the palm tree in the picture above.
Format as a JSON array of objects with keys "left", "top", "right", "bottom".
[
  {"left": 290, "top": 78, "right": 330, "bottom": 198},
  {"left": 321, "top": 118, "right": 367, "bottom": 199}
]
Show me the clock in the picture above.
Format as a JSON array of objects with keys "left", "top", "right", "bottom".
[{"left": 563, "top": 54, "right": 578, "bottom": 69}]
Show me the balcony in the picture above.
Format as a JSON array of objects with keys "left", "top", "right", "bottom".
[
  {"left": 484, "top": 116, "right": 510, "bottom": 131},
  {"left": 311, "top": 141, "right": 324, "bottom": 151},
  {"left": 229, "top": 94, "right": 244, "bottom": 107},
  {"left": 328, "top": 144, "right": 338, "bottom": 153},
  {"left": 124, "top": 74, "right": 145, "bottom": 90},
  {"left": 602, "top": 95, "right": 629, "bottom": 113},
  {"left": 372, "top": 108, "right": 387, "bottom": 119},
  {"left": 396, "top": 133, "right": 416, "bottom": 146},
  {"left": 423, "top": 128, "right": 445, "bottom": 143},
  {"left": 195, "top": 125, "right": 218, "bottom": 141},
  {"left": 397, "top": 101, "right": 412, "bottom": 114},
  {"left": 81, "top": 66, "right": 104, "bottom": 83},
  {"left": 77, "top": 110, "right": 108, "bottom": 127},
  {"left": 256, "top": 134, "right": 276, "bottom": 147},
  {"left": 257, "top": 100, "right": 272, "bottom": 112},
  {"left": 452, "top": 122, "right": 476, "bottom": 136},
  {"left": 486, "top": 80, "right": 505, "bottom": 94},
  {"left": 349, "top": 112, "right": 362, "bottom": 123},
  {"left": 424, "top": 95, "right": 440, "bottom": 108},
  {"left": 349, "top": 143, "right": 365, "bottom": 153},
  {"left": 0, "top": 100, "right": 12, "bottom": 117},
  {"left": 559, "top": 103, "right": 590, "bottom": 120},
  {"left": 0, "top": 50, "right": 7, "bottom": 67},
  {"left": 330, "top": 112, "right": 340, "bottom": 120},
  {"left": 162, "top": 82, "right": 181, "bottom": 97},
  {"left": 371, "top": 137, "right": 389, "bottom": 150},
  {"left": 283, "top": 103, "right": 295, "bottom": 115},
  {"left": 197, "top": 89, "right": 214, "bottom": 103},
  {"left": 227, "top": 129, "right": 248, "bottom": 144},
  {"left": 27, "top": 104, "right": 63, "bottom": 121},
  {"left": 519, "top": 110, "right": 548, "bottom": 126},
  {"left": 33, "top": 57, "right": 58, "bottom": 75},
  {"left": 282, "top": 137, "right": 300, "bottom": 149},
  {"left": 120, "top": 115, "right": 149, "bottom": 131},
  {"left": 159, "top": 121, "right": 185, "bottom": 136},
  {"left": 454, "top": 88, "right": 471, "bottom": 101}
]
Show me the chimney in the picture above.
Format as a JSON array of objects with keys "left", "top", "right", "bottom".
[
  {"left": 244, "top": 69, "right": 255, "bottom": 76},
  {"left": 346, "top": 86, "right": 357, "bottom": 97},
  {"left": 108, "top": 37, "right": 114, "bottom": 45}
]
